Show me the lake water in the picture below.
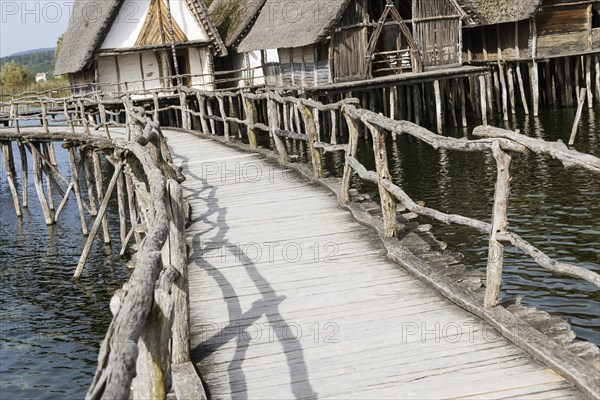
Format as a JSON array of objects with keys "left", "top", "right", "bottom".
[
  {"left": 0, "top": 104, "right": 598, "bottom": 398},
  {"left": 0, "top": 144, "right": 130, "bottom": 399}
]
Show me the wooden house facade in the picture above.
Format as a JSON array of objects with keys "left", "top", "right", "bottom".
[
  {"left": 209, "top": 0, "right": 473, "bottom": 89},
  {"left": 55, "top": 0, "right": 226, "bottom": 98}
]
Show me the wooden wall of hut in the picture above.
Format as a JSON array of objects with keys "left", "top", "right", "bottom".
[{"left": 331, "top": 0, "right": 370, "bottom": 81}]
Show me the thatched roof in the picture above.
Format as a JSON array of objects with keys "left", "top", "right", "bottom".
[
  {"left": 455, "top": 0, "right": 542, "bottom": 26},
  {"left": 208, "top": 0, "right": 267, "bottom": 47},
  {"left": 237, "top": 0, "right": 351, "bottom": 53},
  {"left": 55, "top": 0, "right": 226, "bottom": 76},
  {"left": 54, "top": 0, "right": 121, "bottom": 75}
]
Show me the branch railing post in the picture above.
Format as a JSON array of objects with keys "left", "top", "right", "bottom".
[
  {"left": 341, "top": 106, "right": 360, "bottom": 204},
  {"left": 217, "top": 94, "right": 230, "bottom": 140},
  {"left": 41, "top": 101, "right": 49, "bottom": 133},
  {"left": 484, "top": 141, "right": 512, "bottom": 308},
  {"left": 267, "top": 95, "right": 288, "bottom": 163},
  {"left": 363, "top": 120, "right": 398, "bottom": 238},
  {"left": 242, "top": 93, "right": 258, "bottom": 149},
  {"left": 297, "top": 102, "right": 323, "bottom": 177}
]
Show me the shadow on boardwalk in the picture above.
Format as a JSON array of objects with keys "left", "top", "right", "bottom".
[{"left": 173, "top": 147, "right": 317, "bottom": 399}]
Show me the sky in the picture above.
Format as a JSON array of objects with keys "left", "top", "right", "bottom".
[{"left": 0, "top": 0, "right": 72, "bottom": 57}]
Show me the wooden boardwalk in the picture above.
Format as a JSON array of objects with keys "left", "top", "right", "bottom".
[{"left": 164, "top": 129, "right": 585, "bottom": 400}]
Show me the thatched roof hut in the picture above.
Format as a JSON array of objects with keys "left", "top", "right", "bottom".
[
  {"left": 208, "top": 0, "right": 267, "bottom": 48},
  {"left": 236, "top": 0, "right": 351, "bottom": 53},
  {"left": 55, "top": 0, "right": 225, "bottom": 76},
  {"left": 455, "top": 0, "right": 542, "bottom": 26}
]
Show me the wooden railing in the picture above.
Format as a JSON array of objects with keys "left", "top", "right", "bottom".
[
  {"left": 163, "top": 87, "right": 600, "bottom": 309},
  {"left": 0, "top": 94, "right": 189, "bottom": 399},
  {"left": 1, "top": 84, "right": 599, "bottom": 398}
]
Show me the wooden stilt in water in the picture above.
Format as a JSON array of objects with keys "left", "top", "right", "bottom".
[
  {"left": 479, "top": 75, "right": 488, "bottom": 126},
  {"left": 545, "top": 62, "right": 555, "bottom": 107},
  {"left": 575, "top": 56, "right": 581, "bottom": 103},
  {"left": 507, "top": 63, "right": 516, "bottom": 115},
  {"left": 447, "top": 80, "right": 458, "bottom": 128},
  {"left": 17, "top": 140, "right": 28, "bottom": 208},
  {"left": 569, "top": 88, "right": 587, "bottom": 146},
  {"left": 585, "top": 55, "right": 593, "bottom": 108},
  {"left": 413, "top": 85, "right": 421, "bottom": 126},
  {"left": 30, "top": 142, "right": 53, "bottom": 225},
  {"left": 82, "top": 149, "right": 98, "bottom": 216},
  {"left": 565, "top": 57, "right": 574, "bottom": 108},
  {"left": 457, "top": 79, "right": 466, "bottom": 127},
  {"left": 492, "top": 68, "right": 502, "bottom": 112},
  {"left": 74, "top": 163, "right": 123, "bottom": 279},
  {"left": 515, "top": 63, "right": 530, "bottom": 114},
  {"left": 2, "top": 141, "right": 22, "bottom": 217},
  {"left": 92, "top": 152, "right": 111, "bottom": 244},
  {"left": 117, "top": 171, "right": 128, "bottom": 246},
  {"left": 68, "top": 146, "right": 89, "bottom": 236},
  {"left": 497, "top": 62, "right": 509, "bottom": 121},
  {"left": 595, "top": 54, "right": 600, "bottom": 101},
  {"left": 125, "top": 173, "right": 142, "bottom": 247},
  {"left": 434, "top": 80, "right": 443, "bottom": 134},
  {"left": 531, "top": 61, "right": 540, "bottom": 117},
  {"left": 42, "top": 143, "right": 55, "bottom": 211}
]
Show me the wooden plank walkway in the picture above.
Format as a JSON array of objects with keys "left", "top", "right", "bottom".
[{"left": 164, "top": 129, "right": 585, "bottom": 400}]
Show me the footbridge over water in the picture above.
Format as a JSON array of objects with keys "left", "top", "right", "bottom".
[{"left": 0, "top": 88, "right": 599, "bottom": 400}]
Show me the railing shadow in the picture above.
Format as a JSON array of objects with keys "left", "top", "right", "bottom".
[{"left": 172, "top": 146, "right": 317, "bottom": 399}]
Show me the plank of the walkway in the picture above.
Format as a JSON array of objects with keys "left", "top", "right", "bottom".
[{"left": 165, "top": 130, "right": 584, "bottom": 400}]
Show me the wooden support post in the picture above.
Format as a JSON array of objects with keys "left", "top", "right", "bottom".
[
  {"left": 11, "top": 103, "right": 20, "bottom": 134},
  {"left": 82, "top": 149, "right": 98, "bottom": 216},
  {"left": 267, "top": 98, "right": 288, "bottom": 163},
  {"left": 498, "top": 62, "right": 509, "bottom": 121},
  {"left": 330, "top": 110, "right": 338, "bottom": 145},
  {"left": 217, "top": 95, "right": 229, "bottom": 140},
  {"left": 297, "top": 103, "right": 323, "bottom": 177},
  {"left": 64, "top": 101, "right": 75, "bottom": 134},
  {"left": 507, "top": 63, "right": 516, "bottom": 115},
  {"left": 434, "top": 80, "right": 443, "bottom": 134},
  {"left": 364, "top": 121, "right": 397, "bottom": 238},
  {"left": 545, "top": 62, "right": 554, "bottom": 107},
  {"left": 479, "top": 75, "right": 488, "bottom": 126},
  {"left": 484, "top": 142, "right": 511, "bottom": 308},
  {"left": 2, "top": 141, "right": 22, "bottom": 217},
  {"left": 166, "top": 180, "right": 190, "bottom": 364},
  {"left": 492, "top": 68, "right": 502, "bottom": 112},
  {"left": 515, "top": 63, "right": 530, "bottom": 115},
  {"left": 569, "top": 88, "right": 587, "bottom": 146},
  {"left": 531, "top": 62, "right": 540, "bottom": 117},
  {"left": 196, "top": 93, "right": 210, "bottom": 135},
  {"left": 92, "top": 152, "right": 111, "bottom": 244},
  {"left": 153, "top": 92, "right": 160, "bottom": 122},
  {"left": 595, "top": 55, "right": 600, "bottom": 102},
  {"left": 30, "top": 142, "right": 53, "bottom": 225},
  {"left": 575, "top": 56, "right": 581, "bottom": 103},
  {"left": 117, "top": 171, "right": 127, "bottom": 246},
  {"left": 78, "top": 100, "right": 90, "bottom": 135},
  {"left": 413, "top": 85, "right": 421, "bottom": 126},
  {"left": 41, "top": 102, "right": 49, "bottom": 133},
  {"left": 565, "top": 57, "right": 574, "bottom": 108},
  {"left": 242, "top": 95, "right": 258, "bottom": 149},
  {"left": 179, "top": 91, "right": 190, "bottom": 130},
  {"left": 98, "top": 103, "right": 111, "bottom": 139},
  {"left": 68, "top": 147, "right": 89, "bottom": 236},
  {"left": 74, "top": 163, "right": 122, "bottom": 278},
  {"left": 585, "top": 55, "right": 593, "bottom": 108},
  {"left": 206, "top": 97, "right": 216, "bottom": 135},
  {"left": 125, "top": 173, "right": 142, "bottom": 247},
  {"left": 341, "top": 108, "right": 360, "bottom": 204},
  {"left": 42, "top": 143, "right": 55, "bottom": 211},
  {"left": 313, "top": 106, "right": 321, "bottom": 142},
  {"left": 54, "top": 182, "right": 74, "bottom": 223},
  {"left": 459, "top": 79, "right": 467, "bottom": 127},
  {"left": 17, "top": 140, "right": 28, "bottom": 208}
]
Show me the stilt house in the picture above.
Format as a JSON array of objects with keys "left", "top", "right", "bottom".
[
  {"left": 210, "top": 0, "right": 470, "bottom": 89},
  {"left": 55, "top": 0, "right": 226, "bottom": 98}
]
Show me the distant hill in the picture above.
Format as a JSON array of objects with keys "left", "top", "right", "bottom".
[
  {"left": 0, "top": 48, "right": 57, "bottom": 75},
  {"left": 9, "top": 48, "right": 56, "bottom": 57}
]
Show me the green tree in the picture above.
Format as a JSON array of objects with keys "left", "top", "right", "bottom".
[{"left": 0, "top": 61, "right": 35, "bottom": 92}]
